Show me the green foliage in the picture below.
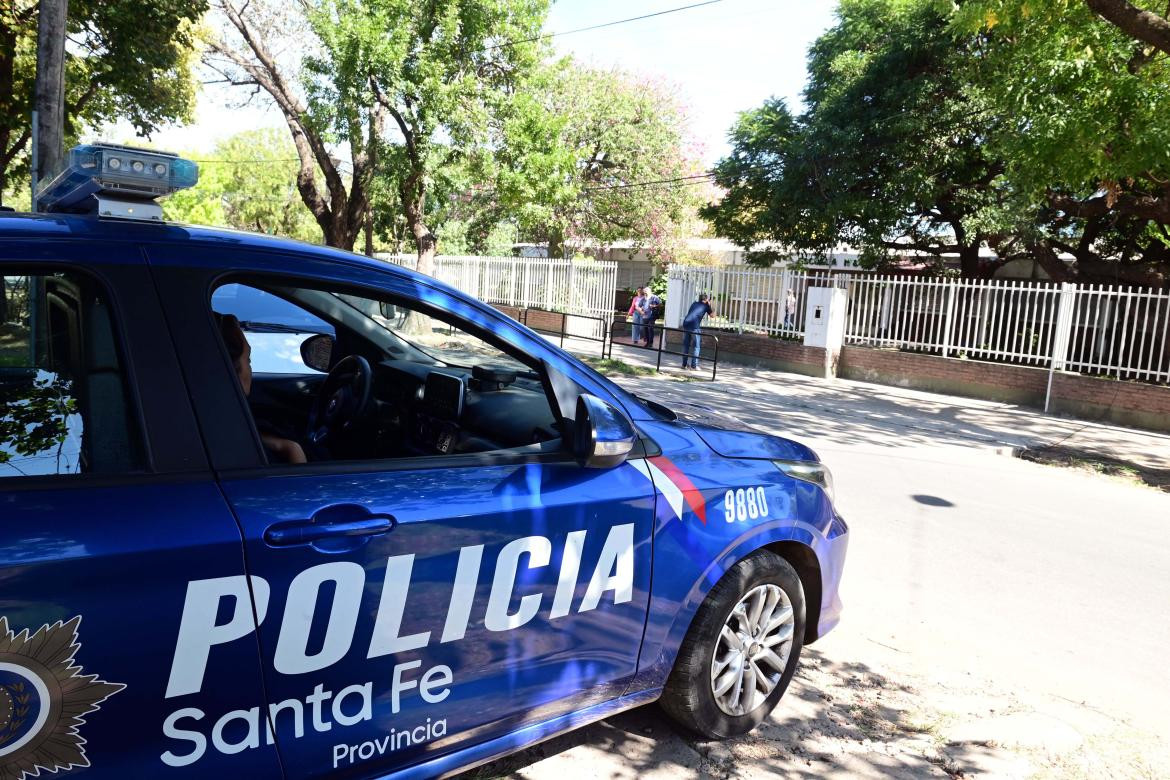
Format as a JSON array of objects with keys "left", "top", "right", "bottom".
[
  {"left": 647, "top": 271, "right": 668, "bottom": 299},
  {"left": 0, "top": 372, "right": 75, "bottom": 469},
  {"left": 434, "top": 218, "right": 517, "bottom": 256},
  {"left": 162, "top": 129, "right": 321, "bottom": 242},
  {"left": 705, "top": 0, "right": 1017, "bottom": 276},
  {"left": 954, "top": 0, "right": 1170, "bottom": 197},
  {"left": 953, "top": 0, "right": 1170, "bottom": 284},
  {"left": 706, "top": 0, "right": 1170, "bottom": 284},
  {"left": 489, "top": 60, "right": 708, "bottom": 260},
  {"left": 303, "top": 0, "right": 549, "bottom": 262},
  {"left": 0, "top": 1, "right": 206, "bottom": 198}
]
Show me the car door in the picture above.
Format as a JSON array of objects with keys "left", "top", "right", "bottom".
[
  {"left": 147, "top": 244, "right": 656, "bottom": 779},
  {"left": 0, "top": 241, "right": 280, "bottom": 778}
]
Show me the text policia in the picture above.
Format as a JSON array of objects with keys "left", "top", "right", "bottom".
[{"left": 160, "top": 524, "right": 636, "bottom": 768}]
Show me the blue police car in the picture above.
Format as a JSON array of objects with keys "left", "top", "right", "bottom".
[{"left": 0, "top": 145, "right": 848, "bottom": 779}]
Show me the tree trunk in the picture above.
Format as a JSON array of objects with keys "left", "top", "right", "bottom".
[
  {"left": 403, "top": 188, "right": 436, "bottom": 275},
  {"left": 33, "top": 0, "right": 67, "bottom": 189},
  {"left": 364, "top": 209, "right": 374, "bottom": 258},
  {"left": 400, "top": 199, "right": 437, "bottom": 335},
  {"left": 1086, "top": 0, "right": 1170, "bottom": 57},
  {"left": 958, "top": 244, "right": 983, "bottom": 278},
  {"left": 413, "top": 221, "right": 436, "bottom": 276},
  {"left": 1027, "top": 240, "right": 1075, "bottom": 282},
  {"left": 548, "top": 227, "right": 564, "bottom": 260}
]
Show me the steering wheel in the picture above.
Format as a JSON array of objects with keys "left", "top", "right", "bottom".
[{"left": 307, "top": 355, "right": 373, "bottom": 446}]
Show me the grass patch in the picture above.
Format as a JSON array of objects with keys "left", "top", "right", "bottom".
[
  {"left": 581, "top": 357, "right": 656, "bottom": 377},
  {"left": 581, "top": 356, "right": 704, "bottom": 382},
  {"left": 1018, "top": 446, "right": 1170, "bottom": 493}
]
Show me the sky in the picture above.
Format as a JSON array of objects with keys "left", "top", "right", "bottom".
[{"left": 102, "top": 0, "right": 839, "bottom": 167}]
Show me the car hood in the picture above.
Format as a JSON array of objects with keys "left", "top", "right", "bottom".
[{"left": 666, "top": 400, "right": 820, "bottom": 462}]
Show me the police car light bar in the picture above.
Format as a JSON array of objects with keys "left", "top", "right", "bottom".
[{"left": 35, "top": 143, "right": 199, "bottom": 221}]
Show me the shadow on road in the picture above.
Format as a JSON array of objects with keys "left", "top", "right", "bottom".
[{"left": 457, "top": 648, "right": 1004, "bottom": 779}]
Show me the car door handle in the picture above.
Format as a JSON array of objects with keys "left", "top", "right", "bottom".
[{"left": 264, "top": 514, "right": 396, "bottom": 547}]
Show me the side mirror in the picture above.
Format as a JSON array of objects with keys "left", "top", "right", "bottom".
[
  {"left": 573, "top": 394, "right": 637, "bottom": 468},
  {"left": 300, "top": 333, "right": 335, "bottom": 373}
]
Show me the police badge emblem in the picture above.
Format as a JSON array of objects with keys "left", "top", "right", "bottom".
[{"left": 0, "top": 616, "right": 123, "bottom": 780}]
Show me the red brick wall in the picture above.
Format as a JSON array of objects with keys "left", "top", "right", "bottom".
[
  {"left": 839, "top": 345, "right": 1170, "bottom": 432},
  {"left": 491, "top": 304, "right": 522, "bottom": 321},
  {"left": 489, "top": 304, "right": 566, "bottom": 334},
  {"left": 1051, "top": 372, "right": 1170, "bottom": 430},
  {"left": 840, "top": 346, "right": 1048, "bottom": 398},
  {"left": 704, "top": 330, "right": 827, "bottom": 377},
  {"left": 524, "top": 309, "right": 565, "bottom": 334}
]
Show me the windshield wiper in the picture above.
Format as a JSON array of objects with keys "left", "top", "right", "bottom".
[{"left": 239, "top": 321, "right": 329, "bottom": 335}]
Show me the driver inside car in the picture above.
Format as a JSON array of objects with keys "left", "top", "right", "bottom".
[{"left": 215, "top": 312, "right": 308, "bottom": 464}]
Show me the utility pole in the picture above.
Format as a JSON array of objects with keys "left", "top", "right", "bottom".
[{"left": 33, "top": 0, "right": 69, "bottom": 202}]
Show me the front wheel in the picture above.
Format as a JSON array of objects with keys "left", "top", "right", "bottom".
[{"left": 660, "top": 550, "right": 805, "bottom": 739}]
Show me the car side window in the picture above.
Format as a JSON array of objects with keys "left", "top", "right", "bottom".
[
  {"left": 209, "top": 278, "right": 563, "bottom": 466},
  {"left": 0, "top": 272, "right": 142, "bottom": 477},
  {"left": 211, "top": 283, "right": 335, "bottom": 374}
]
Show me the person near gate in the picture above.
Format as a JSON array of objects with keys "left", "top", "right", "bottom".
[
  {"left": 784, "top": 289, "right": 797, "bottom": 329},
  {"left": 628, "top": 287, "right": 645, "bottom": 343},
  {"left": 681, "top": 293, "right": 715, "bottom": 369},
  {"left": 640, "top": 286, "right": 662, "bottom": 347}
]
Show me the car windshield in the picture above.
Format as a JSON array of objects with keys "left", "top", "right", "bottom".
[{"left": 331, "top": 292, "right": 531, "bottom": 376}]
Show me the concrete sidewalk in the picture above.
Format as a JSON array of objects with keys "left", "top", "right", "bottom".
[{"left": 595, "top": 338, "right": 1170, "bottom": 473}]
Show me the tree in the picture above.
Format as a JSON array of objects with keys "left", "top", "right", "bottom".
[
  {"left": 163, "top": 129, "right": 322, "bottom": 242},
  {"left": 204, "top": 0, "right": 378, "bottom": 251},
  {"left": 336, "top": 0, "right": 548, "bottom": 274},
  {"left": 705, "top": 0, "right": 1020, "bottom": 277},
  {"left": 488, "top": 60, "right": 708, "bottom": 260},
  {"left": 1086, "top": 0, "right": 1170, "bottom": 56},
  {"left": 0, "top": 0, "right": 205, "bottom": 202},
  {"left": 206, "top": 0, "right": 547, "bottom": 266},
  {"left": 954, "top": 0, "right": 1170, "bottom": 285}
]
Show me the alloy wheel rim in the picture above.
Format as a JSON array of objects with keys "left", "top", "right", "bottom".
[{"left": 710, "top": 583, "right": 794, "bottom": 717}]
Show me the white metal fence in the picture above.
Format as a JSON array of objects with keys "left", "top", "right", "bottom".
[
  {"left": 668, "top": 264, "right": 1170, "bottom": 384},
  {"left": 378, "top": 254, "right": 618, "bottom": 323},
  {"left": 667, "top": 265, "right": 843, "bottom": 338}
]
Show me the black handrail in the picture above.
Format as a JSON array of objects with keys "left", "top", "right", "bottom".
[
  {"left": 606, "top": 317, "right": 720, "bottom": 381},
  {"left": 516, "top": 306, "right": 609, "bottom": 357}
]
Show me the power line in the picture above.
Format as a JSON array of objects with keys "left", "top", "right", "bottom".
[
  {"left": 583, "top": 172, "right": 715, "bottom": 192},
  {"left": 490, "top": 0, "right": 725, "bottom": 50}
]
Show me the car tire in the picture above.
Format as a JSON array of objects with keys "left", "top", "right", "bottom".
[{"left": 660, "top": 550, "right": 805, "bottom": 739}]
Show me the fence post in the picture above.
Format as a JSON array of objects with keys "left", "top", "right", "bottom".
[
  {"left": 737, "top": 271, "right": 748, "bottom": 333},
  {"left": 941, "top": 279, "right": 957, "bottom": 357},
  {"left": 568, "top": 261, "right": 577, "bottom": 315},
  {"left": 1045, "top": 282, "right": 1077, "bottom": 413},
  {"left": 545, "top": 260, "right": 555, "bottom": 311}
]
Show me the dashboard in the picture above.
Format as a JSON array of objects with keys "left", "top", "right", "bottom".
[{"left": 374, "top": 359, "right": 560, "bottom": 455}]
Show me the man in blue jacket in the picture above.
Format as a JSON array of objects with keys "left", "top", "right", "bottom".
[{"left": 681, "top": 293, "right": 715, "bottom": 369}]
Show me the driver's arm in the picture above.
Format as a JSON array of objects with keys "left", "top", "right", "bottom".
[{"left": 261, "top": 432, "right": 307, "bottom": 464}]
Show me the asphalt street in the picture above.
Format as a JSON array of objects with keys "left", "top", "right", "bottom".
[{"left": 624, "top": 366, "right": 1170, "bottom": 736}]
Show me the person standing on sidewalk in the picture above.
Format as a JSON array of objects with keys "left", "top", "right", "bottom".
[
  {"left": 681, "top": 293, "right": 715, "bottom": 369},
  {"left": 640, "top": 287, "right": 662, "bottom": 347},
  {"left": 628, "top": 287, "right": 645, "bottom": 343}
]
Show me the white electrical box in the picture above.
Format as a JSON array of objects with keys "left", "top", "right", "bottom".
[
  {"left": 803, "top": 287, "right": 847, "bottom": 349},
  {"left": 664, "top": 274, "right": 696, "bottom": 329}
]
